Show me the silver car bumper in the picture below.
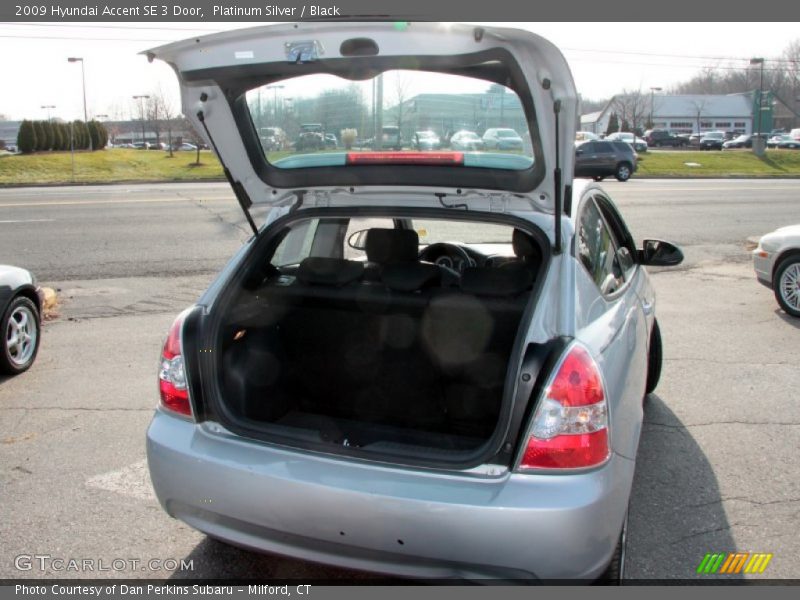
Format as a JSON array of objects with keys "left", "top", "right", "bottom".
[
  {"left": 146, "top": 410, "right": 634, "bottom": 580},
  {"left": 753, "top": 249, "right": 774, "bottom": 288}
]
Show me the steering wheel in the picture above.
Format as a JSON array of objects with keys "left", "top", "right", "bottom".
[{"left": 419, "top": 242, "right": 473, "bottom": 277}]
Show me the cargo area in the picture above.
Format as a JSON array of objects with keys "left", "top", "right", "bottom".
[{"left": 211, "top": 220, "right": 544, "bottom": 460}]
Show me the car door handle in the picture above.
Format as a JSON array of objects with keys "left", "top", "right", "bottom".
[{"left": 642, "top": 299, "right": 654, "bottom": 315}]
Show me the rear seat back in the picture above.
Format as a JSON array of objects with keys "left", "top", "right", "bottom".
[
  {"left": 420, "top": 267, "right": 533, "bottom": 434},
  {"left": 250, "top": 254, "right": 534, "bottom": 436}
]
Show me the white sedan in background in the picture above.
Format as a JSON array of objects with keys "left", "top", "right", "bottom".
[{"left": 753, "top": 225, "right": 800, "bottom": 317}]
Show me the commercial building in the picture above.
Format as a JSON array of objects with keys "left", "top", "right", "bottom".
[{"left": 581, "top": 92, "right": 775, "bottom": 135}]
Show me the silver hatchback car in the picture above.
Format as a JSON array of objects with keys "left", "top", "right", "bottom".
[{"left": 145, "top": 22, "right": 683, "bottom": 581}]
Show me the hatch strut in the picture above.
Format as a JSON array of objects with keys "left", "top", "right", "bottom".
[
  {"left": 196, "top": 109, "right": 259, "bottom": 237},
  {"left": 553, "top": 99, "right": 563, "bottom": 254}
]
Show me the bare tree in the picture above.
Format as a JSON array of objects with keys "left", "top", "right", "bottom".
[
  {"left": 179, "top": 117, "right": 205, "bottom": 165},
  {"left": 611, "top": 89, "right": 649, "bottom": 134},
  {"left": 146, "top": 96, "right": 164, "bottom": 146},
  {"left": 153, "top": 86, "right": 177, "bottom": 157},
  {"left": 689, "top": 98, "right": 708, "bottom": 132},
  {"left": 390, "top": 71, "right": 413, "bottom": 136}
]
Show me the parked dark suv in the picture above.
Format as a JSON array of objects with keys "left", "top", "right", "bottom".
[
  {"left": 575, "top": 140, "right": 638, "bottom": 182},
  {"left": 644, "top": 129, "right": 689, "bottom": 147}
]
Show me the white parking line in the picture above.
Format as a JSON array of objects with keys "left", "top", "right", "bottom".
[
  {"left": 0, "top": 197, "right": 230, "bottom": 209},
  {"left": 0, "top": 219, "right": 55, "bottom": 223},
  {"left": 85, "top": 459, "right": 156, "bottom": 501}
]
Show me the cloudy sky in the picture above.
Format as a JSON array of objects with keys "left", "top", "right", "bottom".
[{"left": 1, "top": 21, "right": 798, "bottom": 121}]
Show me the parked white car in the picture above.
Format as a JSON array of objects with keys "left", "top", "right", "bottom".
[{"left": 753, "top": 225, "right": 800, "bottom": 317}]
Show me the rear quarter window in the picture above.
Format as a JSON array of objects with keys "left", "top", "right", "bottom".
[{"left": 611, "top": 142, "right": 632, "bottom": 153}]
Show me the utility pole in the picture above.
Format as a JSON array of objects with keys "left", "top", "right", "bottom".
[{"left": 750, "top": 58, "right": 765, "bottom": 155}]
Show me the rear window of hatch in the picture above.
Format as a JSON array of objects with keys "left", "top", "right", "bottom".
[{"left": 243, "top": 69, "right": 537, "bottom": 172}]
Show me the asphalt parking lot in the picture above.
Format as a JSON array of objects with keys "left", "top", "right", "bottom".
[{"left": 1, "top": 179, "right": 799, "bottom": 581}]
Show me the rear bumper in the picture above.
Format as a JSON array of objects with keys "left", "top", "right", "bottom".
[{"left": 146, "top": 410, "right": 635, "bottom": 580}]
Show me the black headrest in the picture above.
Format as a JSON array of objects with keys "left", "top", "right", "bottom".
[
  {"left": 460, "top": 267, "right": 533, "bottom": 297},
  {"left": 512, "top": 229, "right": 538, "bottom": 259},
  {"left": 381, "top": 263, "right": 441, "bottom": 293},
  {"left": 365, "top": 229, "right": 419, "bottom": 264},
  {"left": 296, "top": 257, "right": 364, "bottom": 287}
]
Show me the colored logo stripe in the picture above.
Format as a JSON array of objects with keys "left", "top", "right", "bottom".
[
  {"left": 697, "top": 553, "right": 773, "bottom": 574},
  {"left": 745, "top": 554, "right": 773, "bottom": 573}
]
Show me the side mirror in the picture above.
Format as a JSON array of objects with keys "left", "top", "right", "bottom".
[
  {"left": 639, "top": 239, "right": 684, "bottom": 266},
  {"left": 576, "top": 147, "right": 584, "bottom": 155},
  {"left": 347, "top": 229, "right": 370, "bottom": 251}
]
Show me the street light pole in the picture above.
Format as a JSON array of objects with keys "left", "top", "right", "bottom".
[
  {"left": 40, "top": 105, "right": 55, "bottom": 122},
  {"left": 267, "top": 85, "right": 285, "bottom": 122},
  {"left": 649, "top": 87, "right": 662, "bottom": 128},
  {"left": 133, "top": 95, "right": 150, "bottom": 146},
  {"left": 67, "top": 57, "right": 90, "bottom": 149},
  {"left": 750, "top": 58, "right": 765, "bottom": 155}
]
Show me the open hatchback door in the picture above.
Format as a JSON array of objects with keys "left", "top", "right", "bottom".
[
  {"left": 145, "top": 23, "right": 583, "bottom": 469},
  {"left": 145, "top": 22, "right": 578, "bottom": 224}
]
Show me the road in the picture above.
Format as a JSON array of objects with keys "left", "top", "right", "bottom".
[
  {"left": 2, "top": 179, "right": 800, "bottom": 279},
  {"left": 1, "top": 179, "right": 799, "bottom": 581}
]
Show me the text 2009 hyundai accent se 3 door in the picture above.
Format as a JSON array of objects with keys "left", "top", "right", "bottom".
[{"left": 144, "top": 22, "right": 683, "bottom": 581}]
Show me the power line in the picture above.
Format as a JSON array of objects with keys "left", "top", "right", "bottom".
[
  {"left": 567, "top": 56, "right": 794, "bottom": 73},
  {"left": 563, "top": 46, "right": 800, "bottom": 64}
]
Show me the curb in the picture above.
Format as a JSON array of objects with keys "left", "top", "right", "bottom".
[{"left": 0, "top": 178, "right": 226, "bottom": 189}]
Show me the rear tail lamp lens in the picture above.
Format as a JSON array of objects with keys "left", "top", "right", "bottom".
[
  {"left": 158, "top": 312, "right": 192, "bottom": 418},
  {"left": 519, "top": 343, "right": 610, "bottom": 470}
]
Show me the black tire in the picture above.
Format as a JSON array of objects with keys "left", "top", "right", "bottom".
[
  {"left": 645, "top": 319, "right": 662, "bottom": 395},
  {"left": 598, "top": 511, "right": 628, "bottom": 584},
  {"left": 593, "top": 175, "right": 605, "bottom": 182},
  {"left": 773, "top": 256, "right": 800, "bottom": 318},
  {"left": 614, "top": 162, "right": 632, "bottom": 182},
  {"left": 1, "top": 295, "right": 41, "bottom": 376}
]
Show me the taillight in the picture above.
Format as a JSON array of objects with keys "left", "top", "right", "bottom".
[
  {"left": 518, "top": 343, "right": 609, "bottom": 470},
  {"left": 158, "top": 312, "right": 192, "bottom": 418},
  {"left": 346, "top": 152, "right": 464, "bottom": 165}
]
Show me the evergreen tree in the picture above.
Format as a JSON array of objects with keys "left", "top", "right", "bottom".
[
  {"left": 87, "top": 121, "right": 100, "bottom": 151},
  {"left": 99, "top": 123, "right": 109, "bottom": 148},
  {"left": 59, "top": 123, "right": 71, "bottom": 150},
  {"left": 33, "top": 121, "right": 47, "bottom": 151},
  {"left": 52, "top": 123, "right": 64, "bottom": 150},
  {"left": 41, "top": 121, "right": 55, "bottom": 151},
  {"left": 17, "top": 120, "right": 37, "bottom": 153},
  {"left": 605, "top": 113, "right": 619, "bottom": 136},
  {"left": 73, "top": 120, "right": 88, "bottom": 149}
]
